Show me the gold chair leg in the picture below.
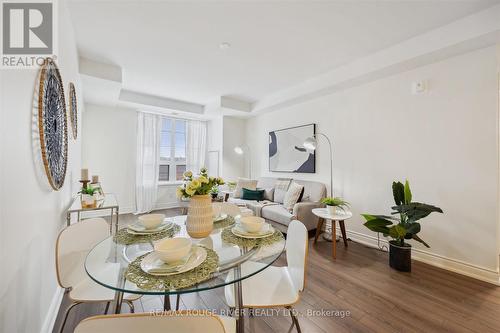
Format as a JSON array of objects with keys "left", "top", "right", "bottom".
[
  {"left": 124, "top": 300, "right": 135, "bottom": 313},
  {"left": 176, "top": 294, "right": 181, "bottom": 310},
  {"left": 286, "top": 306, "right": 302, "bottom": 333},
  {"left": 59, "top": 302, "right": 82, "bottom": 333}
]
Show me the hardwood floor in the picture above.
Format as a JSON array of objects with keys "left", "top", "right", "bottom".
[{"left": 53, "top": 209, "right": 500, "bottom": 333}]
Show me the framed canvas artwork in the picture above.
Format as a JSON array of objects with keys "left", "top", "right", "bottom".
[{"left": 269, "top": 123, "right": 316, "bottom": 173}]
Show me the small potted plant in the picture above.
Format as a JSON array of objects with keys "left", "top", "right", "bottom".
[
  {"left": 321, "top": 197, "right": 349, "bottom": 215},
  {"left": 362, "top": 180, "right": 443, "bottom": 272},
  {"left": 80, "top": 187, "right": 98, "bottom": 208},
  {"left": 227, "top": 181, "right": 237, "bottom": 191},
  {"left": 210, "top": 185, "right": 219, "bottom": 200}
]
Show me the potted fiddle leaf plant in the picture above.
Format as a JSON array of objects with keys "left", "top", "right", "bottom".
[
  {"left": 362, "top": 180, "right": 443, "bottom": 272},
  {"left": 321, "top": 197, "right": 349, "bottom": 215}
]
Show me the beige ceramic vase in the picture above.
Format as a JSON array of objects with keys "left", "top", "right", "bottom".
[{"left": 186, "top": 194, "right": 213, "bottom": 238}]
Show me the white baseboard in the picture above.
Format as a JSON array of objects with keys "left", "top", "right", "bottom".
[
  {"left": 40, "top": 286, "right": 64, "bottom": 333},
  {"left": 154, "top": 202, "right": 181, "bottom": 210},
  {"left": 343, "top": 228, "right": 500, "bottom": 285}
]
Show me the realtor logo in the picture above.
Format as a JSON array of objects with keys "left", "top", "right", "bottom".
[{"left": 2, "top": 1, "right": 56, "bottom": 68}]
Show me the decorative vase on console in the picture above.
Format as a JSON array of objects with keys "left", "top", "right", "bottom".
[{"left": 177, "top": 167, "right": 225, "bottom": 238}]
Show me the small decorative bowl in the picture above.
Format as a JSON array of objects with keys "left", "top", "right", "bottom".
[
  {"left": 138, "top": 214, "right": 165, "bottom": 230},
  {"left": 240, "top": 216, "right": 265, "bottom": 233},
  {"left": 154, "top": 237, "right": 192, "bottom": 264}
]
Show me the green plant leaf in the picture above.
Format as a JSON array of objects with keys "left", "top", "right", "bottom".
[
  {"left": 392, "top": 202, "right": 443, "bottom": 222},
  {"left": 389, "top": 224, "right": 407, "bottom": 240},
  {"left": 405, "top": 222, "right": 421, "bottom": 235},
  {"left": 412, "top": 234, "right": 430, "bottom": 248},
  {"left": 361, "top": 214, "right": 399, "bottom": 222},
  {"left": 363, "top": 218, "right": 392, "bottom": 234},
  {"left": 392, "top": 182, "right": 405, "bottom": 206},
  {"left": 404, "top": 180, "right": 412, "bottom": 204}
]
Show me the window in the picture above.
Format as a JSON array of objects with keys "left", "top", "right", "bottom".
[{"left": 159, "top": 118, "right": 186, "bottom": 182}]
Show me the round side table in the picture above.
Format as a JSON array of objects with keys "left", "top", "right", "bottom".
[{"left": 312, "top": 208, "right": 353, "bottom": 259}]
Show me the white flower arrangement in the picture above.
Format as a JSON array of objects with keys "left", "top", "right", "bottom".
[{"left": 176, "top": 167, "right": 224, "bottom": 199}]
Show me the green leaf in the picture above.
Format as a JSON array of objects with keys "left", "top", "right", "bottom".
[
  {"left": 404, "top": 222, "right": 421, "bottom": 235},
  {"left": 392, "top": 202, "right": 443, "bottom": 222},
  {"left": 361, "top": 214, "right": 398, "bottom": 222},
  {"left": 392, "top": 182, "right": 405, "bottom": 206},
  {"left": 404, "top": 180, "right": 412, "bottom": 204},
  {"left": 412, "top": 234, "right": 430, "bottom": 248},
  {"left": 363, "top": 218, "right": 392, "bottom": 234},
  {"left": 388, "top": 224, "right": 407, "bottom": 240}
]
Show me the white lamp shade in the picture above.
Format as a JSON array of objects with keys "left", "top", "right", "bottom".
[
  {"left": 234, "top": 146, "right": 244, "bottom": 155},
  {"left": 303, "top": 137, "right": 317, "bottom": 150}
]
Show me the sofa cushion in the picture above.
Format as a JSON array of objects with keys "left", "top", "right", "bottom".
[
  {"left": 283, "top": 182, "right": 304, "bottom": 210},
  {"left": 273, "top": 178, "right": 291, "bottom": 204},
  {"left": 241, "top": 188, "right": 264, "bottom": 201},
  {"left": 263, "top": 188, "right": 274, "bottom": 201},
  {"left": 261, "top": 205, "right": 295, "bottom": 226},
  {"left": 234, "top": 178, "right": 257, "bottom": 198},
  {"left": 293, "top": 180, "right": 327, "bottom": 202}
]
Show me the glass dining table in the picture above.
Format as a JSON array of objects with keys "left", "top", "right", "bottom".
[{"left": 85, "top": 215, "right": 286, "bottom": 333}]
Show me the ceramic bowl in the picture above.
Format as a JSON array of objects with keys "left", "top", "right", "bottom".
[
  {"left": 154, "top": 237, "right": 192, "bottom": 264},
  {"left": 138, "top": 213, "right": 165, "bottom": 230},
  {"left": 240, "top": 216, "right": 265, "bottom": 233}
]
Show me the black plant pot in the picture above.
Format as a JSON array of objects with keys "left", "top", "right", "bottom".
[{"left": 389, "top": 241, "right": 411, "bottom": 272}]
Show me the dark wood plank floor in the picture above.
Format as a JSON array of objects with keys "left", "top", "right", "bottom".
[{"left": 54, "top": 209, "right": 500, "bottom": 333}]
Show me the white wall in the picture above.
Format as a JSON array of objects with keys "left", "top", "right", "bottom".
[
  {"left": 82, "top": 104, "right": 137, "bottom": 212},
  {"left": 0, "top": 2, "right": 83, "bottom": 332},
  {"left": 246, "top": 46, "right": 500, "bottom": 282},
  {"left": 222, "top": 116, "right": 247, "bottom": 181}
]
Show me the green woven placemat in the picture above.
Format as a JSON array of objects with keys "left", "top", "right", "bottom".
[
  {"left": 125, "top": 246, "right": 219, "bottom": 291},
  {"left": 213, "top": 215, "right": 236, "bottom": 229},
  {"left": 221, "top": 227, "right": 285, "bottom": 248},
  {"left": 113, "top": 224, "right": 181, "bottom": 245}
]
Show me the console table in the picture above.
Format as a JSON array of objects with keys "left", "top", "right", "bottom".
[{"left": 66, "top": 193, "right": 119, "bottom": 234}]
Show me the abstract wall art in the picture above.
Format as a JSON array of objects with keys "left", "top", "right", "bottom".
[{"left": 269, "top": 123, "right": 316, "bottom": 173}]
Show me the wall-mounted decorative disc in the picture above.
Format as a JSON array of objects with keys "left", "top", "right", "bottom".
[
  {"left": 38, "top": 58, "right": 68, "bottom": 191},
  {"left": 68, "top": 82, "right": 78, "bottom": 139}
]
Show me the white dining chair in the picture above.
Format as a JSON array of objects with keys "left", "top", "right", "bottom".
[
  {"left": 224, "top": 220, "right": 308, "bottom": 332},
  {"left": 56, "top": 218, "right": 141, "bottom": 333},
  {"left": 74, "top": 311, "right": 236, "bottom": 333},
  {"left": 212, "top": 202, "right": 243, "bottom": 218}
]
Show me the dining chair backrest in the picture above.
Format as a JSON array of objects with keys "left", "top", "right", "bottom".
[
  {"left": 212, "top": 202, "right": 242, "bottom": 218},
  {"left": 74, "top": 312, "right": 228, "bottom": 333},
  {"left": 286, "top": 220, "right": 308, "bottom": 293},
  {"left": 56, "top": 218, "right": 109, "bottom": 289}
]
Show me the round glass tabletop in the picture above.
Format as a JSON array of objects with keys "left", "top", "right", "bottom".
[{"left": 85, "top": 215, "right": 285, "bottom": 296}]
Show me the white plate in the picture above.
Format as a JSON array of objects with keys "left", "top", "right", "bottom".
[
  {"left": 231, "top": 223, "right": 275, "bottom": 239},
  {"left": 213, "top": 213, "right": 228, "bottom": 222},
  {"left": 140, "top": 246, "right": 207, "bottom": 276},
  {"left": 127, "top": 220, "right": 172, "bottom": 234}
]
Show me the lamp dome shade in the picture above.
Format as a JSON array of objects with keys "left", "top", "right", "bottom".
[{"left": 303, "top": 137, "right": 317, "bottom": 150}]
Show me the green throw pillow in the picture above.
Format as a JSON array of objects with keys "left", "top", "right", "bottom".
[{"left": 241, "top": 188, "right": 265, "bottom": 201}]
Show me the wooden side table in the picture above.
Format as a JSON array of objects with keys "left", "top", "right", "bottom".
[{"left": 312, "top": 208, "right": 353, "bottom": 259}]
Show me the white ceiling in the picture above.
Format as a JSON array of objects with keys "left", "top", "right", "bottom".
[{"left": 69, "top": 0, "right": 499, "bottom": 110}]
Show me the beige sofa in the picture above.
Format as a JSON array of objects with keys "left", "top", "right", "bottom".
[{"left": 228, "top": 177, "right": 326, "bottom": 232}]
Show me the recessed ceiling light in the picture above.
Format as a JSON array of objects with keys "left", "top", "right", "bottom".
[{"left": 219, "top": 42, "right": 231, "bottom": 50}]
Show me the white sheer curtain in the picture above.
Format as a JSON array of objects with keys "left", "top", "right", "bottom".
[
  {"left": 186, "top": 120, "right": 207, "bottom": 174},
  {"left": 135, "top": 112, "right": 161, "bottom": 214}
]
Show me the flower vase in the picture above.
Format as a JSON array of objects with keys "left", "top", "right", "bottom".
[
  {"left": 186, "top": 194, "right": 213, "bottom": 238},
  {"left": 327, "top": 205, "right": 336, "bottom": 215}
]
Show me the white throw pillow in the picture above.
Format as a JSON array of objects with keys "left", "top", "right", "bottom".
[
  {"left": 263, "top": 188, "right": 275, "bottom": 201},
  {"left": 273, "top": 178, "right": 291, "bottom": 204},
  {"left": 283, "top": 182, "right": 304, "bottom": 210},
  {"left": 233, "top": 178, "right": 257, "bottom": 198}
]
